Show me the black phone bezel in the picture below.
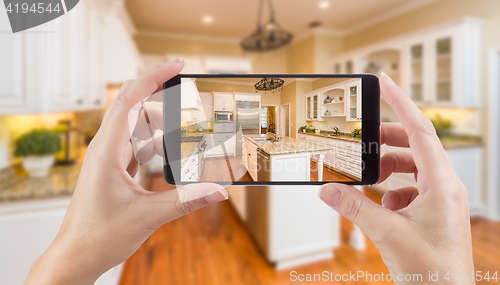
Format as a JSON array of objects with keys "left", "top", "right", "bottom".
[{"left": 163, "top": 74, "right": 380, "bottom": 186}]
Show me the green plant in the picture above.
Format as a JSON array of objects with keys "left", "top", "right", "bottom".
[
  {"left": 307, "top": 125, "right": 316, "bottom": 132},
  {"left": 351, "top": 128, "right": 362, "bottom": 139},
  {"left": 14, "top": 129, "right": 62, "bottom": 157},
  {"left": 430, "top": 114, "right": 453, "bottom": 138},
  {"left": 298, "top": 125, "right": 307, "bottom": 132}
]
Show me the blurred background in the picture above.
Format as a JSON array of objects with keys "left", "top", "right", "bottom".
[{"left": 1, "top": 0, "right": 500, "bottom": 284}]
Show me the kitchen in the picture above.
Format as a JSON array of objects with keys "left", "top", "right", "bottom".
[
  {"left": 179, "top": 77, "right": 363, "bottom": 184},
  {"left": 1, "top": 0, "right": 500, "bottom": 284}
]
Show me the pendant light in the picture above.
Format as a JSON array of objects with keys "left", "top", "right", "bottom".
[{"left": 241, "top": 0, "right": 293, "bottom": 52}]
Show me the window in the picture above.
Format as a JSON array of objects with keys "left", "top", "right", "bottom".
[{"left": 261, "top": 107, "right": 268, "bottom": 128}]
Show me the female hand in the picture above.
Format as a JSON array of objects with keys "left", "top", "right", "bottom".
[
  {"left": 319, "top": 73, "right": 474, "bottom": 284},
  {"left": 25, "top": 59, "right": 228, "bottom": 285}
]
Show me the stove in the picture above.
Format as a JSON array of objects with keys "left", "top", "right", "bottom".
[{"left": 181, "top": 136, "right": 204, "bottom": 143}]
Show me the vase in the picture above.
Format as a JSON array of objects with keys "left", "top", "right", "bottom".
[{"left": 22, "top": 155, "right": 55, "bottom": 177}]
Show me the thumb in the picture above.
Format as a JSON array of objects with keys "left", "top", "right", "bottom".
[{"left": 319, "top": 183, "right": 402, "bottom": 243}]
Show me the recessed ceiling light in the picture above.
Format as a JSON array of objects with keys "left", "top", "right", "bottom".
[
  {"left": 203, "top": 16, "right": 213, "bottom": 24},
  {"left": 318, "top": 1, "right": 330, "bottom": 9}
]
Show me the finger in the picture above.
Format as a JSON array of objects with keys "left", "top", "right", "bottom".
[
  {"left": 319, "top": 183, "right": 404, "bottom": 244},
  {"left": 140, "top": 183, "right": 228, "bottom": 228},
  {"left": 380, "top": 123, "right": 409, "bottom": 148},
  {"left": 381, "top": 187, "right": 419, "bottom": 211},
  {"left": 378, "top": 150, "right": 417, "bottom": 184},
  {"left": 379, "top": 73, "right": 454, "bottom": 189},
  {"left": 133, "top": 103, "right": 163, "bottom": 141},
  {"left": 96, "top": 59, "right": 184, "bottom": 149}
]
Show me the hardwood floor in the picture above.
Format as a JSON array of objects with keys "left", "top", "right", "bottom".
[
  {"left": 199, "top": 156, "right": 355, "bottom": 182},
  {"left": 120, "top": 175, "right": 500, "bottom": 285}
]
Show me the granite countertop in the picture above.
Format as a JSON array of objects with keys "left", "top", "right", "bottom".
[
  {"left": 299, "top": 132, "right": 362, "bottom": 143},
  {"left": 439, "top": 136, "right": 482, "bottom": 149},
  {"left": 0, "top": 163, "right": 82, "bottom": 203},
  {"left": 244, "top": 134, "right": 334, "bottom": 156}
]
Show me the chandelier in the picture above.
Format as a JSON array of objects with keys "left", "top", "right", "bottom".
[
  {"left": 255, "top": 77, "right": 285, "bottom": 93},
  {"left": 241, "top": 0, "right": 293, "bottom": 52}
]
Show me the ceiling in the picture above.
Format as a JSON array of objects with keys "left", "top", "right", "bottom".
[{"left": 125, "top": 0, "right": 437, "bottom": 39}]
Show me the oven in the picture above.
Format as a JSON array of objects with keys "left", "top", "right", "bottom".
[{"left": 214, "top": 111, "right": 233, "bottom": 123}]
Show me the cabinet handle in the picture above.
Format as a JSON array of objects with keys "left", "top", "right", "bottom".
[
  {"left": 95, "top": 99, "right": 101, "bottom": 105},
  {"left": 76, "top": 99, "right": 83, "bottom": 105}
]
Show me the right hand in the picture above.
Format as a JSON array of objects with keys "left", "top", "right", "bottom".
[{"left": 319, "top": 73, "right": 474, "bottom": 284}]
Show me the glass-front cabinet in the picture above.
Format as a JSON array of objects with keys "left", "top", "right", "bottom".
[
  {"left": 403, "top": 18, "right": 480, "bottom": 108},
  {"left": 346, "top": 82, "right": 361, "bottom": 121},
  {"left": 305, "top": 93, "right": 322, "bottom": 121}
]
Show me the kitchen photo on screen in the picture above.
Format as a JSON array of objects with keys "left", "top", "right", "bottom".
[{"left": 180, "top": 77, "right": 362, "bottom": 183}]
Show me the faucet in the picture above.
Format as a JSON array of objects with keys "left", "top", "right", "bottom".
[
  {"left": 266, "top": 132, "right": 281, "bottom": 141},
  {"left": 331, "top": 126, "right": 340, "bottom": 135}
]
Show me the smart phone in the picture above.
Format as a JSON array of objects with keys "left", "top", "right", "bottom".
[{"left": 163, "top": 74, "right": 380, "bottom": 185}]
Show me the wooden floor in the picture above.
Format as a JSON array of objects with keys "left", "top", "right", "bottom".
[
  {"left": 200, "top": 156, "right": 355, "bottom": 182},
  {"left": 120, "top": 175, "right": 500, "bottom": 285}
]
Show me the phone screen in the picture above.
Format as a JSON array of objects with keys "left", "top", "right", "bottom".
[{"left": 136, "top": 74, "right": 378, "bottom": 185}]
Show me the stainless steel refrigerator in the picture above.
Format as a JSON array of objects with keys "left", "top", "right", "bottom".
[{"left": 236, "top": 108, "right": 260, "bottom": 156}]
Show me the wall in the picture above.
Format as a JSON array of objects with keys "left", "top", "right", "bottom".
[
  {"left": 280, "top": 82, "right": 297, "bottom": 137},
  {"left": 196, "top": 81, "right": 281, "bottom": 106},
  {"left": 134, "top": 35, "right": 288, "bottom": 73},
  {"left": 287, "top": 36, "right": 315, "bottom": 74},
  {"left": 314, "top": 35, "right": 344, "bottom": 73}
]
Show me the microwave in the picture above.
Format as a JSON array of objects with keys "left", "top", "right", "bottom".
[{"left": 214, "top": 111, "right": 233, "bottom": 122}]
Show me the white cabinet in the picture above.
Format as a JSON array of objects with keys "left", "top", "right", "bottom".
[
  {"left": 305, "top": 93, "right": 321, "bottom": 121},
  {"left": 181, "top": 78, "right": 202, "bottom": 110},
  {"left": 213, "top": 122, "right": 234, "bottom": 133},
  {"left": 190, "top": 92, "right": 212, "bottom": 121},
  {"left": 234, "top": 94, "right": 261, "bottom": 102},
  {"left": 244, "top": 139, "right": 258, "bottom": 181},
  {"left": 205, "top": 134, "right": 235, "bottom": 156},
  {"left": 181, "top": 151, "right": 199, "bottom": 182},
  {"left": 0, "top": 1, "right": 116, "bottom": 114},
  {"left": 404, "top": 19, "right": 481, "bottom": 107},
  {"left": 346, "top": 81, "right": 362, "bottom": 121},
  {"left": 213, "top": 92, "right": 233, "bottom": 112}
]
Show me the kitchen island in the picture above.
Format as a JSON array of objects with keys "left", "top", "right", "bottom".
[{"left": 243, "top": 135, "right": 333, "bottom": 182}]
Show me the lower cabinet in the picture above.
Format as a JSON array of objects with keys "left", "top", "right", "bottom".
[
  {"left": 181, "top": 152, "right": 199, "bottom": 182},
  {"left": 298, "top": 133, "right": 361, "bottom": 180},
  {"left": 243, "top": 138, "right": 258, "bottom": 181},
  {"left": 205, "top": 134, "right": 236, "bottom": 157},
  {"left": 0, "top": 197, "right": 123, "bottom": 285}
]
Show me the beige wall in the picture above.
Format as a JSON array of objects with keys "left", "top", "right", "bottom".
[
  {"left": 287, "top": 36, "right": 315, "bottom": 74},
  {"left": 314, "top": 35, "right": 344, "bottom": 73},
  {"left": 280, "top": 82, "right": 297, "bottom": 137},
  {"left": 135, "top": 36, "right": 288, "bottom": 73}
]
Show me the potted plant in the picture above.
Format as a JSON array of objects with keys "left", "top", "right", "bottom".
[
  {"left": 298, "top": 125, "right": 307, "bottom": 133},
  {"left": 14, "top": 129, "right": 61, "bottom": 177},
  {"left": 351, "top": 128, "right": 362, "bottom": 139}
]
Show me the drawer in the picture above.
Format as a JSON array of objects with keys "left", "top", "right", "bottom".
[
  {"left": 335, "top": 160, "right": 361, "bottom": 180},
  {"left": 335, "top": 140, "right": 362, "bottom": 152},
  {"left": 181, "top": 155, "right": 198, "bottom": 180},
  {"left": 214, "top": 123, "right": 234, "bottom": 128},
  {"left": 214, "top": 127, "right": 233, "bottom": 133},
  {"left": 212, "top": 134, "right": 234, "bottom": 141},
  {"left": 336, "top": 148, "right": 362, "bottom": 164}
]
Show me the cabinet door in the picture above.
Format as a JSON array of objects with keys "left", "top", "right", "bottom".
[
  {"left": 213, "top": 94, "right": 225, "bottom": 111},
  {"left": 305, "top": 96, "right": 311, "bottom": 120},
  {"left": 0, "top": 12, "right": 30, "bottom": 114},
  {"left": 406, "top": 39, "right": 428, "bottom": 105},
  {"left": 346, "top": 83, "right": 361, "bottom": 121},
  {"left": 312, "top": 94, "right": 318, "bottom": 120},
  {"left": 224, "top": 95, "right": 234, "bottom": 111},
  {"left": 199, "top": 92, "right": 213, "bottom": 120},
  {"left": 431, "top": 30, "right": 456, "bottom": 106}
]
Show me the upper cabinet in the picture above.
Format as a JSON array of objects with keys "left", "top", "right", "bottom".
[
  {"left": 305, "top": 93, "right": 321, "bottom": 121},
  {"left": 346, "top": 81, "right": 362, "bottom": 121},
  {"left": 213, "top": 92, "right": 234, "bottom": 112},
  {"left": 181, "top": 78, "right": 202, "bottom": 110},
  {"left": 0, "top": 2, "right": 139, "bottom": 115},
  {"left": 333, "top": 18, "right": 482, "bottom": 108}
]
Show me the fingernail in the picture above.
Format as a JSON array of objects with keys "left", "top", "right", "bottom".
[
  {"left": 204, "top": 188, "right": 228, "bottom": 204},
  {"left": 381, "top": 72, "right": 396, "bottom": 86},
  {"left": 177, "top": 58, "right": 184, "bottom": 63},
  {"left": 319, "top": 184, "right": 342, "bottom": 207}
]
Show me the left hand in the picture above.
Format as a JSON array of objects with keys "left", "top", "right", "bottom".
[{"left": 25, "top": 59, "right": 228, "bottom": 285}]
